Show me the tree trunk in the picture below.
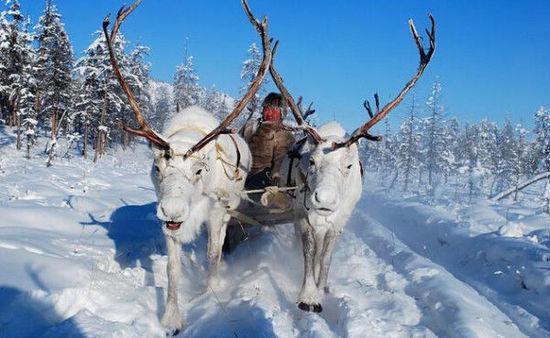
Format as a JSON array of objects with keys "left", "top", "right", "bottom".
[
  {"left": 122, "top": 130, "right": 129, "bottom": 151},
  {"left": 93, "top": 133, "right": 101, "bottom": 163},
  {"left": 26, "top": 125, "right": 33, "bottom": 159},
  {"left": 543, "top": 178, "right": 550, "bottom": 214},
  {"left": 93, "top": 97, "right": 108, "bottom": 163},
  {"left": 35, "top": 90, "right": 42, "bottom": 135},
  {"left": 83, "top": 123, "right": 89, "bottom": 160},
  {"left": 492, "top": 172, "right": 550, "bottom": 201},
  {"left": 15, "top": 109, "right": 21, "bottom": 151}
]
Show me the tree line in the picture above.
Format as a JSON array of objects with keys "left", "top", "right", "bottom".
[{"left": 360, "top": 81, "right": 550, "bottom": 205}]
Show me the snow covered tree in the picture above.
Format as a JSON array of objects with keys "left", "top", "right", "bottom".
[
  {"left": 149, "top": 79, "right": 173, "bottom": 131},
  {"left": 510, "top": 122, "right": 530, "bottom": 200},
  {"left": 120, "top": 44, "right": 152, "bottom": 149},
  {"left": 74, "top": 46, "right": 101, "bottom": 159},
  {"left": 240, "top": 42, "right": 268, "bottom": 115},
  {"left": 75, "top": 32, "right": 127, "bottom": 162},
  {"left": 475, "top": 119, "right": 498, "bottom": 194},
  {"left": 534, "top": 106, "right": 550, "bottom": 173},
  {"left": 378, "top": 119, "right": 398, "bottom": 186},
  {"left": 396, "top": 95, "right": 421, "bottom": 192},
  {"left": 17, "top": 44, "right": 37, "bottom": 158},
  {"left": 34, "top": 1, "right": 74, "bottom": 165},
  {"left": 421, "top": 81, "right": 447, "bottom": 195},
  {"left": 201, "top": 86, "right": 233, "bottom": 122},
  {"left": 442, "top": 117, "right": 461, "bottom": 183},
  {"left": 173, "top": 56, "right": 201, "bottom": 109},
  {"left": 0, "top": 1, "right": 31, "bottom": 130},
  {"left": 493, "top": 119, "right": 517, "bottom": 193},
  {"left": 461, "top": 123, "right": 482, "bottom": 201},
  {"left": 75, "top": 30, "right": 150, "bottom": 160},
  {"left": 0, "top": 10, "right": 9, "bottom": 123}
]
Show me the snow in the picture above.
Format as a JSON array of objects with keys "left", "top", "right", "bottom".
[
  {"left": 1, "top": 129, "right": 550, "bottom": 337},
  {"left": 498, "top": 222, "right": 524, "bottom": 238}
]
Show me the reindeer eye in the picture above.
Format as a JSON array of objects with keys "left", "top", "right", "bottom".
[
  {"left": 309, "top": 158, "right": 315, "bottom": 166},
  {"left": 195, "top": 169, "right": 203, "bottom": 176},
  {"left": 154, "top": 165, "right": 160, "bottom": 172},
  {"left": 347, "top": 164, "right": 353, "bottom": 169}
]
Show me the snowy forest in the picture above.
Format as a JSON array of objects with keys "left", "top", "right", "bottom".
[
  {"left": 0, "top": 0, "right": 237, "bottom": 165},
  {"left": 361, "top": 85, "right": 550, "bottom": 205},
  {"left": 1, "top": 1, "right": 550, "bottom": 337}
]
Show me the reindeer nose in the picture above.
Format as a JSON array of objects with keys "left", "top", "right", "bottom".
[
  {"left": 313, "top": 188, "right": 338, "bottom": 207},
  {"left": 157, "top": 198, "right": 189, "bottom": 223}
]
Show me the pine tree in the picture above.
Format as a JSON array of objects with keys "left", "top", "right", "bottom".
[
  {"left": 201, "top": 86, "right": 233, "bottom": 123},
  {"left": 173, "top": 56, "right": 201, "bottom": 109},
  {"left": 396, "top": 95, "right": 420, "bottom": 192},
  {"left": 0, "top": 10, "right": 9, "bottom": 123},
  {"left": 35, "top": 1, "right": 74, "bottom": 166},
  {"left": 17, "top": 29, "right": 37, "bottom": 157},
  {"left": 534, "top": 106, "right": 550, "bottom": 172},
  {"left": 476, "top": 119, "right": 498, "bottom": 194},
  {"left": 74, "top": 32, "right": 123, "bottom": 162},
  {"left": 511, "top": 122, "right": 529, "bottom": 200},
  {"left": 0, "top": 1, "right": 27, "bottom": 128},
  {"left": 240, "top": 42, "right": 268, "bottom": 115},
  {"left": 149, "top": 80, "right": 173, "bottom": 131},
  {"left": 442, "top": 117, "right": 461, "bottom": 183},
  {"left": 422, "top": 81, "right": 447, "bottom": 195},
  {"left": 120, "top": 44, "right": 152, "bottom": 149},
  {"left": 494, "top": 119, "right": 517, "bottom": 193},
  {"left": 378, "top": 119, "right": 399, "bottom": 187},
  {"left": 461, "top": 123, "right": 481, "bottom": 201}
]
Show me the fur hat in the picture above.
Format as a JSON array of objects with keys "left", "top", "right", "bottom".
[{"left": 262, "top": 92, "right": 287, "bottom": 109}]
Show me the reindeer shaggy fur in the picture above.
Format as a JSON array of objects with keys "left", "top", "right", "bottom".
[
  {"left": 151, "top": 106, "right": 251, "bottom": 333},
  {"left": 279, "top": 121, "right": 363, "bottom": 312}
]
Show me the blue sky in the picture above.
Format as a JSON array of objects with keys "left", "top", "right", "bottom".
[{"left": 5, "top": 0, "right": 550, "bottom": 133}]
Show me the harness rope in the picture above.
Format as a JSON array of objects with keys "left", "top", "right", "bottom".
[{"left": 164, "top": 126, "right": 242, "bottom": 182}]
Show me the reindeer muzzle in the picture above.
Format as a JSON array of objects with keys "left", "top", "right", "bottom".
[{"left": 166, "top": 222, "right": 182, "bottom": 231}]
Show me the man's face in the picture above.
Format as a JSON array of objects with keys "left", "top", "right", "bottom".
[{"left": 262, "top": 105, "right": 283, "bottom": 122}]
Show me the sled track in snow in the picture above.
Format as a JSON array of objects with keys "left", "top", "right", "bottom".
[{"left": 354, "top": 194, "right": 549, "bottom": 338}]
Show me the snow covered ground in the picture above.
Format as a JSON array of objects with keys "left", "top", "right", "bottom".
[{"left": 1, "top": 129, "right": 549, "bottom": 337}]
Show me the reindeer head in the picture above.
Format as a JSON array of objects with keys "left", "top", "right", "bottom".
[
  {"left": 103, "top": 0, "right": 272, "bottom": 231},
  {"left": 149, "top": 126, "right": 213, "bottom": 229},
  {"left": 298, "top": 122, "right": 362, "bottom": 217}
]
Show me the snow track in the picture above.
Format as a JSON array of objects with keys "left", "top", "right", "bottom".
[
  {"left": 359, "top": 191, "right": 550, "bottom": 338},
  {"left": 352, "top": 211, "right": 526, "bottom": 337},
  {"left": 1, "top": 139, "right": 549, "bottom": 337}
]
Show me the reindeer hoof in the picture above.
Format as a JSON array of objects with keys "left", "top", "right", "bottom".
[
  {"left": 165, "top": 328, "right": 180, "bottom": 336},
  {"left": 298, "top": 302, "right": 323, "bottom": 313},
  {"left": 312, "top": 303, "right": 323, "bottom": 313}
]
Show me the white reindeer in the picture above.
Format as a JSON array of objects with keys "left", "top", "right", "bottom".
[
  {"left": 102, "top": 0, "right": 272, "bottom": 334},
  {"left": 270, "top": 15, "right": 437, "bottom": 312}
]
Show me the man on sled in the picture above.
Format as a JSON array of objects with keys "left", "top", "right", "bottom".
[{"left": 242, "top": 92, "right": 296, "bottom": 210}]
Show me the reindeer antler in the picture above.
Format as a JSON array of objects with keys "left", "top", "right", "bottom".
[
  {"left": 333, "top": 14, "right": 436, "bottom": 149},
  {"left": 269, "top": 41, "right": 324, "bottom": 143},
  {"left": 182, "top": 0, "right": 272, "bottom": 158},
  {"left": 102, "top": 0, "right": 170, "bottom": 151},
  {"left": 297, "top": 96, "right": 316, "bottom": 121}
]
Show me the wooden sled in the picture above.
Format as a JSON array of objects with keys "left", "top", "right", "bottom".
[{"left": 223, "top": 186, "right": 295, "bottom": 253}]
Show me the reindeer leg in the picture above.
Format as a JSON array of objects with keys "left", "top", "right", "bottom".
[
  {"left": 161, "top": 234, "right": 184, "bottom": 335},
  {"left": 317, "top": 228, "right": 339, "bottom": 294},
  {"left": 297, "top": 218, "right": 322, "bottom": 313},
  {"left": 206, "top": 206, "right": 228, "bottom": 289}
]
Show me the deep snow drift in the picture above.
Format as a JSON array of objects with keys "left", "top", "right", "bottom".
[{"left": 0, "top": 132, "right": 549, "bottom": 337}]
